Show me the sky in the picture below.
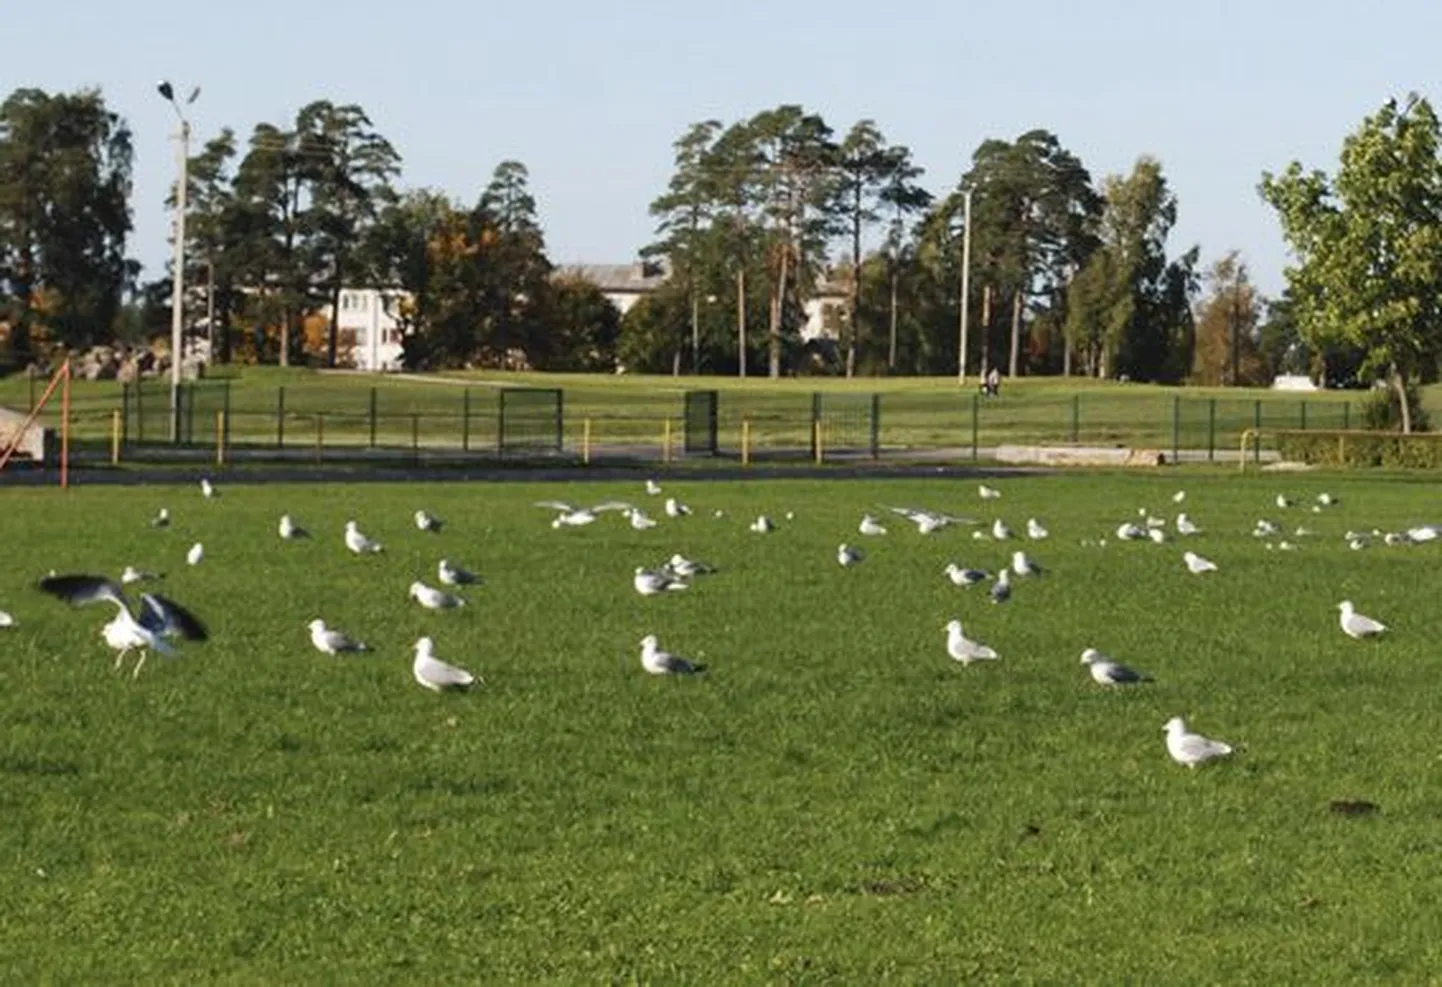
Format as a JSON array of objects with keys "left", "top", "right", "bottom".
[{"left": 11, "top": 0, "right": 1442, "bottom": 297}]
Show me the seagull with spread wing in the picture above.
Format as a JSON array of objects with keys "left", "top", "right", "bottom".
[
  {"left": 536, "top": 500, "right": 634, "bottom": 528},
  {"left": 38, "top": 574, "right": 208, "bottom": 678}
]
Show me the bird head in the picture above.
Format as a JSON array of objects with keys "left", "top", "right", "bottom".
[
  {"left": 943, "top": 563, "right": 957, "bottom": 573},
  {"left": 308, "top": 619, "right": 325, "bottom": 632},
  {"left": 634, "top": 566, "right": 647, "bottom": 576},
  {"left": 345, "top": 520, "right": 357, "bottom": 532},
  {"left": 1163, "top": 717, "right": 1185, "bottom": 733},
  {"left": 640, "top": 634, "right": 658, "bottom": 650},
  {"left": 1338, "top": 600, "right": 1353, "bottom": 613},
  {"left": 945, "top": 619, "right": 962, "bottom": 634},
  {"left": 414, "top": 636, "right": 434, "bottom": 655},
  {"left": 408, "top": 582, "right": 423, "bottom": 597},
  {"left": 1080, "top": 648, "right": 1099, "bottom": 665}
]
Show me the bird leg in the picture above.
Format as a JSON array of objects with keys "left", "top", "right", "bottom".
[
  {"left": 113, "top": 648, "right": 130, "bottom": 672},
  {"left": 131, "top": 650, "right": 148, "bottom": 679}
]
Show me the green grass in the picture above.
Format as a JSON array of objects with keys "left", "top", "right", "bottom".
[
  {"left": 2, "top": 472, "right": 1442, "bottom": 982},
  {"left": 5, "top": 366, "right": 1435, "bottom": 459}
]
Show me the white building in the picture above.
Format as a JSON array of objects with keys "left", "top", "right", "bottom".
[{"left": 334, "top": 289, "right": 408, "bottom": 371}]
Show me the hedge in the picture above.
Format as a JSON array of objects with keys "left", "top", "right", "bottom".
[{"left": 1275, "top": 429, "right": 1442, "bottom": 468}]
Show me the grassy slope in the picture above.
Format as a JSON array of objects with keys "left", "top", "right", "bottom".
[{"left": 1, "top": 473, "right": 1440, "bottom": 982}]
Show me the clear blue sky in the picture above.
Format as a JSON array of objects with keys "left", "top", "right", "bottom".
[{"left": 13, "top": 0, "right": 1442, "bottom": 296}]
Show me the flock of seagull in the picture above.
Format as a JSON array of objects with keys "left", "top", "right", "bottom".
[{"left": 1, "top": 474, "right": 1427, "bottom": 768}]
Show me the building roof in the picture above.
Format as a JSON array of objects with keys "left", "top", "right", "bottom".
[{"left": 558, "top": 262, "right": 669, "bottom": 294}]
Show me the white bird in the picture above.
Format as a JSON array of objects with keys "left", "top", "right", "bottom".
[
  {"left": 537, "top": 500, "right": 633, "bottom": 528},
  {"left": 414, "top": 509, "right": 443, "bottom": 533},
  {"left": 120, "top": 566, "right": 162, "bottom": 585},
  {"left": 634, "top": 566, "right": 688, "bottom": 596},
  {"left": 837, "top": 543, "right": 864, "bottom": 567},
  {"left": 200, "top": 478, "right": 218, "bottom": 498},
  {"left": 1172, "top": 490, "right": 1187, "bottom": 503},
  {"left": 1317, "top": 492, "right": 1338, "bottom": 506},
  {"left": 990, "top": 568, "right": 1012, "bottom": 604},
  {"left": 992, "top": 518, "right": 1014, "bottom": 540},
  {"left": 1338, "top": 601, "right": 1386, "bottom": 639},
  {"left": 945, "top": 619, "right": 998, "bottom": 665},
  {"left": 1407, "top": 525, "right": 1440, "bottom": 543},
  {"left": 0, "top": 611, "right": 14, "bottom": 628},
  {"left": 308, "top": 618, "right": 367, "bottom": 655},
  {"left": 1175, "top": 513, "right": 1199, "bottom": 536},
  {"left": 1349, "top": 537, "right": 1370, "bottom": 551},
  {"left": 279, "top": 514, "right": 310, "bottom": 540},
  {"left": 1011, "top": 550, "right": 1042, "bottom": 577},
  {"left": 1183, "top": 551, "right": 1217, "bottom": 574},
  {"left": 1026, "top": 518, "right": 1049, "bottom": 540},
  {"left": 1147, "top": 528, "right": 1167, "bottom": 545},
  {"left": 1144, "top": 515, "right": 1166, "bottom": 529},
  {"left": 750, "top": 515, "right": 775, "bottom": 533},
  {"left": 664, "top": 554, "right": 715, "bottom": 578},
  {"left": 1275, "top": 494, "right": 1293, "bottom": 509},
  {"left": 639, "top": 634, "right": 703, "bottom": 675},
  {"left": 1253, "top": 519, "right": 1279, "bottom": 537},
  {"left": 978, "top": 485, "right": 1002, "bottom": 500},
  {"left": 645, "top": 479, "right": 663, "bottom": 496},
  {"left": 1164, "top": 717, "right": 1234, "bottom": 768},
  {"left": 186, "top": 543, "right": 204, "bottom": 566},
  {"left": 625, "top": 507, "right": 659, "bottom": 530},
  {"left": 1116, "top": 522, "right": 1147, "bottom": 541},
  {"left": 38, "top": 574, "right": 207, "bottom": 678},
  {"left": 1081, "top": 648, "right": 1152, "bottom": 685},
  {"left": 1383, "top": 532, "right": 1411, "bottom": 547},
  {"left": 344, "top": 520, "right": 383, "bottom": 554},
  {"left": 664, "top": 497, "right": 692, "bottom": 518},
  {"left": 150, "top": 507, "right": 171, "bottom": 528},
  {"left": 413, "top": 636, "right": 478, "bottom": 691},
  {"left": 409, "top": 581, "right": 465, "bottom": 609},
  {"left": 438, "top": 558, "right": 480, "bottom": 586},
  {"left": 943, "top": 563, "right": 988, "bottom": 587},
  {"left": 859, "top": 514, "right": 888, "bottom": 536},
  {"left": 888, "top": 506, "right": 972, "bottom": 534}
]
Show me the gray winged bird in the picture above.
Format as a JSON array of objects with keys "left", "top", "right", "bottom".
[{"left": 38, "top": 574, "right": 208, "bottom": 678}]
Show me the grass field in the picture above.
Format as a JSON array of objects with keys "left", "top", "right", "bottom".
[
  {"left": 2, "top": 472, "right": 1442, "bottom": 982},
  {"left": 5, "top": 367, "right": 1433, "bottom": 460}
]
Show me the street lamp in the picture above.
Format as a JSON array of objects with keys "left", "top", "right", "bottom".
[
  {"left": 157, "top": 80, "right": 199, "bottom": 441},
  {"left": 957, "top": 187, "right": 974, "bottom": 384}
]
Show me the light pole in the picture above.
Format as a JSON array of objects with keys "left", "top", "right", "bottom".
[
  {"left": 158, "top": 80, "right": 199, "bottom": 441},
  {"left": 956, "top": 187, "right": 974, "bottom": 383}
]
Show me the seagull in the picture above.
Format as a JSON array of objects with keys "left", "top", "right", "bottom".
[
  {"left": 750, "top": 515, "right": 775, "bottom": 533},
  {"left": 990, "top": 568, "right": 1012, "bottom": 604},
  {"left": 888, "top": 506, "right": 972, "bottom": 534},
  {"left": 978, "top": 485, "right": 1002, "bottom": 500},
  {"left": 640, "top": 634, "right": 703, "bottom": 675},
  {"left": 625, "top": 508, "right": 659, "bottom": 530},
  {"left": 537, "top": 500, "right": 633, "bottom": 528},
  {"left": 414, "top": 509, "right": 444, "bottom": 533},
  {"left": 837, "top": 544, "right": 864, "bottom": 567},
  {"left": 1383, "top": 532, "right": 1412, "bottom": 547},
  {"left": 200, "top": 478, "right": 218, "bottom": 498},
  {"left": 120, "top": 566, "right": 162, "bottom": 585},
  {"left": 1164, "top": 717, "right": 1234, "bottom": 768},
  {"left": 1275, "top": 494, "right": 1293, "bottom": 509},
  {"left": 1175, "top": 513, "right": 1199, "bottom": 536},
  {"left": 1116, "top": 522, "right": 1147, "bottom": 541},
  {"left": 409, "top": 581, "right": 466, "bottom": 609},
  {"left": 308, "top": 618, "right": 367, "bottom": 655},
  {"left": 413, "top": 636, "right": 478, "bottom": 691},
  {"left": 279, "top": 514, "right": 310, "bottom": 540},
  {"left": 1317, "top": 492, "right": 1338, "bottom": 506},
  {"left": 663, "top": 554, "right": 715, "bottom": 578},
  {"left": 1253, "top": 519, "right": 1279, "bottom": 537},
  {"left": 1173, "top": 490, "right": 1187, "bottom": 503},
  {"left": 0, "top": 611, "right": 14, "bottom": 628},
  {"left": 1080, "top": 648, "right": 1151, "bottom": 685},
  {"left": 992, "top": 519, "right": 1015, "bottom": 541},
  {"left": 1348, "top": 537, "right": 1370, "bottom": 551},
  {"left": 37, "top": 574, "right": 207, "bottom": 678},
  {"left": 859, "top": 514, "right": 888, "bottom": 536},
  {"left": 150, "top": 507, "right": 171, "bottom": 529},
  {"left": 1407, "top": 525, "right": 1440, "bottom": 543},
  {"left": 1144, "top": 514, "right": 1166, "bottom": 529},
  {"left": 634, "top": 566, "right": 688, "bottom": 595},
  {"left": 186, "top": 543, "right": 204, "bottom": 566},
  {"left": 664, "top": 497, "right": 692, "bottom": 518},
  {"left": 1011, "top": 551, "right": 1042, "bottom": 577},
  {"left": 344, "top": 520, "right": 383, "bottom": 554},
  {"left": 1338, "top": 601, "right": 1386, "bottom": 639},
  {"left": 645, "top": 479, "right": 663, "bottom": 496},
  {"left": 1183, "top": 551, "right": 1217, "bottom": 574},
  {"left": 1147, "top": 528, "right": 1167, "bottom": 545},
  {"left": 943, "top": 563, "right": 989, "bottom": 587},
  {"left": 438, "top": 559, "right": 480, "bottom": 586},
  {"left": 1026, "top": 518, "right": 1049, "bottom": 540},
  {"left": 945, "top": 619, "right": 998, "bottom": 665}
]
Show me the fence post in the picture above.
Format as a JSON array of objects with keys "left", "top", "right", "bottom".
[
  {"left": 315, "top": 414, "right": 324, "bottom": 463},
  {"left": 556, "top": 389, "right": 565, "bottom": 454},
  {"left": 870, "top": 393, "right": 881, "bottom": 459},
  {"left": 277, "top": 386, "right": 286, "bottom": 449},
  {"left": 971, "top": 393, "right": 979, "bottom": 462},
  {"left": 1253, "top": 399, "right": 1261, "bottom": 433},
  {"left": 1208, "top": 398, "right": 1217, "bottom": 462},
  {"left": 809, "top": 392, "right": 822, "bottom": 461},
  {"left": 496, "top": 391, "right": 505, "bottom": 456},
  {"left": 411, "top": 413, "right": 420, "bottom": 462},
  {"left": 1300, "top": 399, "right": 1307, "bottom": 430},
  {"left": 741, "top": 419, "right": 752, "bottom": 466},
  {"left": 662, "top": 419, "right": 672, "bottom": 464},
  {"left": 120, "top": 383, "right": 130, "bottom": 448},
  {"left": 111, "top": 410, "right": 122, "bottom": 466},
  {"left": 1172, "top": 396, "right": 1180, "bottom": 463},
  {"left": 216, "top": 411, "right": 226, "bottom": 466},
  {"left": 185, "top": 384, "right": 195, "bottom": 446},
  {"left": 814, "top": 419, "right": 824, "bottom": 465},
  {"left": 223, "top": 383, "right": 231, "bottom": 451},
  {"left": 1071, "top": 394, "right": 1080, "bottom": 444},
  {"left": 461, "top": 388, "right": 471, "bottom": 452},
  {"left": 582, "top": 418, "right": 592, "bottom": 465},
  {"left": 369, "top": 387, "right": 378, "bottom": 448}
]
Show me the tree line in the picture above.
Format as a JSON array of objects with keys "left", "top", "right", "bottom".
[{"left": 2, "top": 85, "right": 1435, "bottom": 412}]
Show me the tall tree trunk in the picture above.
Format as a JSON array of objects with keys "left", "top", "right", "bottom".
[
  {"left": 1062, "top": 336, "right": 1072, "bottom": 377},
  {"left": 979, "top": 285, "right": 993, "bottom": 379},
  {"left": 848, "top": 205, "right": 861, "bottom": 379},
  {"left": 888, "top": 263, "right": 899, "bottom": 372},
  {"left": 689, "top": 286, "right": 700, "bottom": 374},
  {"left": 1391, "top": 366, "right": 1412, "bottom": 434},
  {"left": 736, "top": 267, "right": 747, "bottom": 379},
  {"left": 1007, "top": 290, "right": 1022, "bottom": 378},
  {"left": 327, "top": 278, "right": 341, "bottom": 369},
  {"left": 768, "top": 245, "right": 787, "bottom": 378}
]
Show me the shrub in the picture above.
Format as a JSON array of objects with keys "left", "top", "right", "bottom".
[
  {"left": 1360, "top": 380, "right": 1430, "bottom": 432},
  {"left": 1276, "top": 430, "right": 1442, "bottom": 468}
]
